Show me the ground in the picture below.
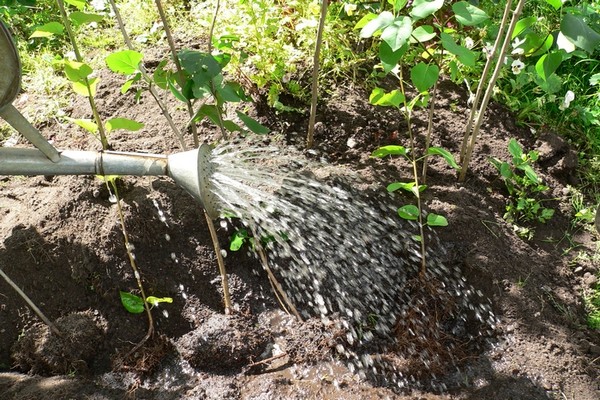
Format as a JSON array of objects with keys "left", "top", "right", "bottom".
[{"left": 0, "top": 56, "right": 599, "bottom": 399}]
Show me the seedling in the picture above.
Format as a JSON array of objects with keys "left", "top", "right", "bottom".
[{"left": 489, "top": 138, "right": 554, "bottom": 227}]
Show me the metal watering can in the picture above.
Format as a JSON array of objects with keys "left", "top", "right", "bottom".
[{"left": 0, "top": 19, "right": 220, "bottom": 218}]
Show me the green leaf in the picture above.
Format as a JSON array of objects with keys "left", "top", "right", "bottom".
[
  {"left": 372, "top": 145, "right": 408, "bottom": 158},
  {"left": 179, "top": 50, "right": 222, "bottom": 83},
  {"left": 193, "top": 104, "right": 221, "bottom": 125},
  {"left": 369, "top": 88, "right": 405, "bottom": 107},
  {"left": 146, "top": 296, "right": 173, "bottom": 307},
  {"left": 72, "top": 77, "right": 98, "bottom": 97},
  {"left": 64, "top": 0, "right": 85, "bottom": 10},
  {"left": 410, "top": 0, "right": 444, "bottom": 20},
  {"left": 388, "top": 0, "right": 408, "bottom": 11},
  {"left": 64, "top": 60, "right": 93, "bottom": 82},
  {"left": 411, "top": 25, "right": 436, "bottom": 43},
  {"left": 69, "top": 11, "right": 104, "bottom": 26},
  {"left": 153, "top": 60, "right": 169, "bottom": 90},
  {"left": 535, "top": 51, "right": 563, "bottom": 81},
  {"left": 508, "top": 138, "right": 523, "bottom": 159},
  {"left": 381, "top": 16, "right": 413, "bottom": 52},
  {"left": 512, "top": 16, "right": 536, "bottom": 39},
  {"left": 500, "top": 162, "right": 512, "bottom": 179},
  {"left": 387, "top": 181, "right": 426, "bottom": 195},
  {"left": 440, "top": 32, "right": 476, "bottom": 67},
  {"left": 360, "top": 11, "right": 394, "bottom": 38},
  {"left": 105, "top": 118, "right": 144, "bottom": 133},
  {"left": 120, "top": 291, "right": 145, "bottom": 314},
  {"left": 230, "top": 229, "right": 248, "bottom": 251},
  {"left": 223, "top": 120, "right": 242, "bottom": 133},
  {"left": 427, "top": 213, "right": 448, "bottom": 227},
  {"left": 30, "top": 22, "right": 64, "bottom": 38},
  {"left": 452, "top": 1, "right": 489, "bottom": 26},
  {"left": 590, "top": 73, "right": 600, "bottom": 86},
  {"left": 68, "top": 118, "right": 98, "bottom": 133},
  {"left": 398, "top": 205, "right": 419, "bottom": 220},
  {"left": 560, "top": 13, "right": 600, "bottom": 54},
  {"left": 517, "top": 164, "right": 539, "bottom": 184},
  {"left": 379, "top": 41, "right": 408, "bottom": 73},
  {"left": 216, "top": 81, "right": 245, "bottom": 103},
  {"left": 236, "top": 111, "right": 270, "bottom": 134},
  {"left": 524, "top": 33, "right": 553, "bottom": 57},
  {"left": 354, "top": 12, "right": 377, "bottom": 31},
  {"left": 167, "top": 77, "right": 188, "bottom": 102},
  {"left": 427, "top": 147, "right": 459, "bottom": 169},
  {"left": 106, "top": 50, "right": 143, "bottom": 75},
  {"left": 545, "top": 0, "right": 561, "bottom": 10},
  {"left": 410, "top": 62, "right": 439, "bottom": 93}
]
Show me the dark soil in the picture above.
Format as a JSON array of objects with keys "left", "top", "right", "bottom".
[{"left": 0, "top": 54, "right": 599, "bottom": 399}]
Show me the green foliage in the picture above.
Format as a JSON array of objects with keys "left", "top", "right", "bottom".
[
  {"left": 119, "top": 291, "right": 172, "bottom": 314},
  {"left": 489, "top": 139, "right": 555, "bottom": 226}
]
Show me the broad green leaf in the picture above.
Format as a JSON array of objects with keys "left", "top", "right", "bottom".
[
  {"left": 369, "top": 88, "right": 405, "bottom": 107},
  {"left": 105, "top": 118, "right": 144, "bottom": 133},
  {"left": 411, "top": 25, "right": 436, "bottom": 43},
  {"left": 427, "top": 147, "right": 459, "bottom": 169},
  {"left": 535, "top": 51, "right": 563, "bottom": 81},
  {"left": 524, "top": 33, "right": 553, "bottom": 57},
  {"left": 179, "top": 50, "right": 222, "bottom": 80},
  {"left": 517, "top": 164, "right": 539, "bottom": 184},
  {"left": 354, "top": 12, "right": 377, "bottom": 31},
  {"left": 381, "top": 16, "right": 412, "bottom": 52},
  {"left": 410, "top": 62, "right": 439, "bottom": 93},
  {"left": 64, "top": 0, "right": 85, "bottom": 10},
  {"left": 508, "top": 139, "right": 523, "bottom": 158},
  {"left": 387, "top": 181, "right": 427, "bottom": 194},
  {"left": 64, "top": 60, "right": 93, "bottom": 82},
  {"left": 545, "top": 0, "right": 561, "bottom": 10},
  {"left": 379, "top": 41, "right": 408, "bottom": 73},
  {"left": 69, "top": 12, "right": 104, "bottom": 26},
  {"left": 500, "top": 162, "right": 512, "bottom": 179},
  {"left": 216, "top": 81, "right": 245, "bottom": 103},
  {"left": 167, "top": 77, "right": 188, "bottom": 102},
  {"left": 398, "top": 205, "right": 419, "bottom": 220},
  {"left": 360, "top": 11, "right": 394, "bottom": 38},
  {"left": 427, "top": 213, "right": 448, "bottom": 226},
  {"left": 410, "top": 0, "right": 444, "bottom": 20},
  {"left": 120, "top": 291, "right": 145, "bottom": 314},
  {"left": 590, "top": 73, "right": 600, "bottom": 86},
  {"left": 452, "top": 1, "right": 489, "bottom": 26},
  {"left": 440, "top": 33, "right": 476, "bottom": 67},
  {"left": 556, "top": 31, "right": 576, "bottom": 53},
  {"left": 146, "top": 296, "right": 173, "bottom": 307},
  {"left": 153, "top": 60, "right": 169, "bottom": 89},
  {"left": 72, "top": 77, "right": 98, "bottom": 97},
  {"left": 121, "top": 78, "right": 134, "bottom": 94},
  {"left": 30, "top": 22, "right": 64, "bottom": 38},
  {"left": 512, "top": 16, "right": 536, "bottom": 39},
  {"left": 237, "top": 111, "right": 270, "bottom": 134},
  {"left": 230, "top": 230, "right": 248, "bottom": 251},
  {"left": 106, "top": 50, "right": 143, "bottom": 75},
  {"left": 223, "top": 120, "right": 242, "bottom": 133},
  {"left": 560, "top": 13, "right": 600, "bottom": 54},
  {"left": 68, "top": 118, "right": 98, "bottom": 133},
  {"left": 372, "top": 145, "right": 408, "bottom": 158},
  {"left": 388, "top": 0, "right": 408, "bottom": 11},
  {"left": 193, "top": 104, "right": 221, "bottom": 124}
]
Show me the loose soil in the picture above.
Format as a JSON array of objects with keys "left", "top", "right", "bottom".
[{"left": 0, "top": 52, "right": 599, "bottom": 399}]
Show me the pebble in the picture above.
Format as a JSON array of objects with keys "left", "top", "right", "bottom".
[{"left": 583, "top": 272, "right": 598, "bottom": 288}]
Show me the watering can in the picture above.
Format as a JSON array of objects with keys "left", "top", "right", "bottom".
[{"left": 0, "top": 19, "right": 220, "bottom": 218}]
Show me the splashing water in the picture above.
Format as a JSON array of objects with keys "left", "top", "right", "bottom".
[{"left": 207, "top": 140, "right": 496, "bottom": 390}]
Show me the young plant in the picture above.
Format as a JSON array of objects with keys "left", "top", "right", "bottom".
[{"left": 489, "top": 138, "right": 555, "bottom": 227}]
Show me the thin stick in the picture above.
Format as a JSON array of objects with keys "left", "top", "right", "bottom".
[
  {"left": 421, "top": 77, "right": 438, "bottom": 184},
  {"left": 459, "top": 0, "right": 513, "bottom": 164},
  {"left": 459, "top": 0, "right": 525, "bottom": 181},
  {"left": 306, "top": 0, "right": 328, "bottom": 149},
  {"left": 0, "top": 267, "right": 62, "bottom": 337},
  {"left": 204, "top": 210, "right": 232, "bottom": 314}
]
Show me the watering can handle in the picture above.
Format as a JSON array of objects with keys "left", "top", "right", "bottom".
[{"left": 0, "top": 104, "right": 61, "bottom": 162}]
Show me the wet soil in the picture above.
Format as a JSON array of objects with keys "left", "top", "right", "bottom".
[{"left": 0, "top": 57, "right": 599, "bottom": 399}]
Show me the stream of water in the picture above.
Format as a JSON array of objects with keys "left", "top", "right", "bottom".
[{"left": 207, "top": 140, "right": 497, "bottom": 390}]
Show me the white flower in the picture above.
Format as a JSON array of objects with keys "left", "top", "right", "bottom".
[
  {"left": 64, "top": 51, "right": 76, "bottom": 60},
  {"left": 559, "top": 90, "right": 575, "bottom": 110},
  {"left": 511, "top": 59, "right": 525, "bottom": 75},
  {"left": 482, "top": 42, "right": 494, "bottom": 59},
  {"left": 90, "top": 0, "right": 106, "bottom": 11},
  {"left": 344, "top": 3, "right": 357, "bottom": 16},
  {"left": 511, "top": 37, "right": 526, "bottom": 55},
  {"left": 464, "top": 37, "right": 474, "bottom": 49}
]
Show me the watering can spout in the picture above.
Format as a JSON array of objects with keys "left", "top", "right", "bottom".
[{"left": 167, "top": 144, "right": 220, "bottom": 219}]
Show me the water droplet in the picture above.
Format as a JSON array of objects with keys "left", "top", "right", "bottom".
[{"left": 164, "top": 233, "right": 171, "bottom": 241}]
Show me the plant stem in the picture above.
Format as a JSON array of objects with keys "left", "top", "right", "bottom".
[
  {"left": 421, "top": 78, "right": 438, "bottom": 184},
  {"left": 399, "top": 75, "right": 427, "bottom": 277},
  {"left": 56, "top": 0, "right": 109, "bottom": 150},
  {"left": 110, "top": 180, "right": 154, "bottom": 352},
  {"left": 107, "top": 0, "right": 187, "bottom": 150},
  {"left": 459, "top": 0, "right": 525, "bottom": 182},
  {"left": 0, "top": 267, "right": 62, "bottom": 337},
  {"left": 306, "top": 0, "right": 328, "bottom": 149},
  {"left": 204, "top": 210, "right": 232, "bottom": 314}
]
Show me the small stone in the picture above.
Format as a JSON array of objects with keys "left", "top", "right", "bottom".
[
  {"left": 574, "top": 266, "right": 584, "bottom": 275},
  {"left": 583, "top": 272, "right": 598, "bottom": 288}
]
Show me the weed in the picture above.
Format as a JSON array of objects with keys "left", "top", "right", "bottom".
[{"left": 489, "top": 138, "right": 554, "bottom": 227}]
